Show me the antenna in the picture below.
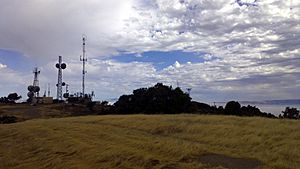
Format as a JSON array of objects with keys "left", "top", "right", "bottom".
[
  {"left": 43, "top": 84, "right": 47, "bottom": 97},
  {"left": 27, "top": 67, "right": 41, "bottom": 102},
  {"left": 80, "top": 35, "right": 87, "bottom": 96},
  {"left": 56, "top": 56, "right": 67, "bottom": 100},
  {"left": 63, "top": 84, "right": 69, "bottom": 99},
  {"left": 32, "top": 67, "right": 41, "bottom": 97},
  {"left": 47, "top": 83, "right": 50, "bottom": 97},
  {"left": 66, "top": 84, "right": 69, "bottom": 93},
  {"left": 186, "top": 88, "right": 192, "bottom": 95}
]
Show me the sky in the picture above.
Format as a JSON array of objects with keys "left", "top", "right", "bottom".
[{"left": 0, "top": 0, "right": 299, "bottom": 103}]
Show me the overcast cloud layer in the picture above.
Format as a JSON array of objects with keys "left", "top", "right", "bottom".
[{"left": 0, "top": 0, "right": 299, "bottom": 102}]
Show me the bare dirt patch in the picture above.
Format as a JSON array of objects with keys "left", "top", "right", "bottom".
[{"left": 181, "top": 153, "right": 263, "bottom": 169}]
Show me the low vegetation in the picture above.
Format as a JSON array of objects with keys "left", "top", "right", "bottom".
[
  {"left": 280, "top": 107, "right": 300, "bottom": 119},
  {"left": 0, "top": 103, "right": 97, "bottom": 122},
  {"left": 0, "top": 115, "right": 17, "bottom": 124},
  {"left": 101, "top": 83, "right": 277, "bottom": 118},
  {"left": 0, "top": 93, "right": 22, "bottom": 104},
  {"left": 0, "top": 115, "right": 299, "bottom": 169}
]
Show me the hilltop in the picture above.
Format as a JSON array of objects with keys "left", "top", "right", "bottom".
[
  {"left": 0, "top": 115, "right": 299, "bottom": 169},
  {"left": 0, "top": 103, "right": 97, "bottom": 122}
]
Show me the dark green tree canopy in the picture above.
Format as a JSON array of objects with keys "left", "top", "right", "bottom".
[
  {"left": 7, "top": 93, "right": 22, "bottom": 102},
  {"left": 0, "top": 93, "right": 22, "bottom": 103},
  {"left": 281, "top": 107, "right": 299, "bottom": 119},
  {"left": 114, "top": 83, "right": 191, "bottom": 114},
  {"left": 224, "top": 101, "right": 241, "bottom": 115}
]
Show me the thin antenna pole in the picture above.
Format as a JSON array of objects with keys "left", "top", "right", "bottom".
[
  {"left": 80, "top": 35, "right": 87, "bottom": 96},
  {"left": 43, "top": 84, "right": 47, "bottom": 97},
  {"left": 66, "top": 84, "right": 69, "bottom": 93},
  {"left": 48, "top": 83, "right": 51, "bottom": 97}
]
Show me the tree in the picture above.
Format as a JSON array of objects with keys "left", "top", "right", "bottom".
[
  {"left": 7, "top": 93, "right": 22, "bottom": 103},
  {"left": 281, "top": 107, "right": 299, "bottom": 119},
  {"left": 114, "top": 83, "right": 191, "bottom": 114},
  {"left": 224, "top": 101, "right": 241, "bottom": 115}
]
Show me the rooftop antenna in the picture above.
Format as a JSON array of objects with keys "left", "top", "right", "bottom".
[
  {"left": 56, "top": 56, "right": 67, "bottom": 100},
  {"left": 80, "top": 35, "right": 87, "bottom": 96}
]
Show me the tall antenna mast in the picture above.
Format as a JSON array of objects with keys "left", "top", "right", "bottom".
[
  {"left": 33, "top": 67, "right": 41, "bottom": 97},
  {"left": 56, "top": 56, "right": 67, "bottom": 100},
  {"left": 27, "top": 67, "right": 40, "bottom": 102},
  {"left": 80, "top": 35, "right": 87, "bottom": 96}
]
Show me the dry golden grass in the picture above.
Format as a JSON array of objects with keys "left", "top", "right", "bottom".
[
  {"left": 0, "top": 104, "right": 93, "bottom": 121},
  {"left": 0, "top": 114, "right": 299, "bottom": 169}
]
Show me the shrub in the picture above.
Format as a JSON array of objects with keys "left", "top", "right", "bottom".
[
  {"left": 224, "top": 101, "right": 241, "bottom": 115},
  {"left": 0, "top": 115, "right": 17, "bottom": 124},
  {"left": 281, "top": 107, "right": 299, "bottom": 119}
]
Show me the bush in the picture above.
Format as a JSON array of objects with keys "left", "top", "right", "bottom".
[
  {"left": 0, "top": 115, "right": 17, "bottom": 124},
  {"left": 224, "top": 101, "right": 241, "bottom": 115},
  {"left": 281, "top": 107, "right": 299, "bottom": 119}
]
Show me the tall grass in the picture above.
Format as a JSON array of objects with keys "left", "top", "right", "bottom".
[{"left": 0, "top": 114, "right": 299, "bottom": 169}]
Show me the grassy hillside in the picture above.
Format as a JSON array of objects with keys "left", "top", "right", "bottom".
[
  {"left": 0, "top": 115, "right": 299, "bottom": 169},
  {"left": 0, "top": 103, "right": 95, "bottom": 121}
]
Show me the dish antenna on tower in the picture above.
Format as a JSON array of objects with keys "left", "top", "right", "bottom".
[
  {"left": 56, "top": 56, "right": 67, "bottom": 100},
  {"left": 27, "top": 67, "right": 41, "bottom": 102}
]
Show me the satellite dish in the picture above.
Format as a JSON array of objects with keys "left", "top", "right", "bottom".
[
  {"left": 62, "top": 82, "right": 66, "bottom": 86},
  {"left": 56, "top": 63, "right": 60, "bottom": 69},
  {"left": 27, "top": 92, "right": 34, "bottom": 98},
  {"left": 34, "top": 86, "right": 40, "bottom": 92},
  {"left": 61, "top": 63, "right": 66, "bottom": 69},
  {"left": 28, "top": 85, "right": 34, "bottom": 92},
  {"left": 63, "top": 93, "right": 69, "bottom": 98}
]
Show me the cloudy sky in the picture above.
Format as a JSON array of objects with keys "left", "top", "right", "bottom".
[{"left": 0, "top": 0, "right": 299, "bottom": 103}]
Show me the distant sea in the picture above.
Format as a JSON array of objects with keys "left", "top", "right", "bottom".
[{"left": 213, "top": 100, "right": 300, "bottom": 117}]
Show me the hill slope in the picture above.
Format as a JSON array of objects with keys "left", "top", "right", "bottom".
[
  {"left": 0, "top": 104, "right": 96, "bottom": 121},
  {"left": 0, "top": 115, "right": 299, "bottom": 169}
]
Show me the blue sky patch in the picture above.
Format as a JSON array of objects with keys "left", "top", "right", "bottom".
[
  {"left": 111, "top": 50, "right": 206, "bottom": 70},
  {"left": 0, "top": 49, "right": 34, "bottom": 71}
]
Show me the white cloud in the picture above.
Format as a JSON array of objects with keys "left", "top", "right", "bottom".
[
  {"left": 0, "top": 0, "right": 136, "bottom": 62},
  {"left": 0, "top": 62, "right": 31, "bottom": 97},
  {"left": 0, "top": 0, "right": 300, "bottom": 102}
]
